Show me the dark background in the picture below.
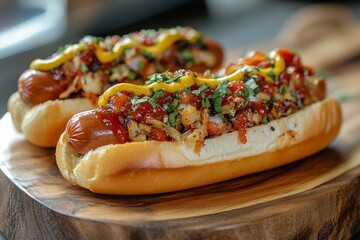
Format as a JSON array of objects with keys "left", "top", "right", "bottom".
[{"left": 1, "top": 0, "right": 360, "bottom": 116}]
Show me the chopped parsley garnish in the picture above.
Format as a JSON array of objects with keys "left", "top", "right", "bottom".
[
  {"left": 141, "top": 49, "right": 155, "bottom": 59},
  {"left": 181, "top": 50, "right": 194, "bottom": 62},
  {"left": 124, "top": 48, "right": 135, "bottom": 57},
  {"left": 165, "top": 92, "right": 181, "bottom": 127},
  {"left": 215, "top": 113, "right": 225, "bottom": 120},
  {"left": 137, "top": 60, "right": 144, "bottom": 72},
  {"left": 128, "top": 71, "right": 136, "bottom": 80},
  {"left": 242, "top": 66, "right": 260, "bottom": 74},
  {"left": 192, "top": 83, "right": 209, "bottom": 96},
  {"left": 244, "top": 79, "right": 260, "bottom": 97},
  {"left": 146, "top": 70, "right": 183, "bottom": 85},
  {"left": 201, "top": 93, "right": 211, "bottom": 108},
  {"left": 131, "top": 96, "right": 150, "bottom": 110},
  {"left": 167, "top": 98, "right": 179, "bottom": 112},
  {"left": 270, "top": 96, "right": 277, "bottom": 103},
  {"left": 139, "top": 28, "right": 158, "bottom": 39},
  {"left": 241, "top": 87, "right": 249, "bottom": 99},
  {"left": 250, "top": 74, "right": 259, "bottom": 79},
  {"left": 174, "top": 91, "right": 180, "bottom": 99},
  {"left": 95, "top": 36, "right": 105, "bottom": 45},
  {"left": 103, "top": 109, "right": 112, "bottom": 115},
  {"left": 212, "top": 80, "right": 232, "bottom": 113},
  {"left": 57, "top": 44, "right": 71, "bottom": 53},
  {"left": 130, "top": 90, "right": 164, "bottom": 110},
  {"left": 290, "top": 90, "right": 298, "bottom": 99},
  {"left": 267, "top": 71, "right": 277, "bottom": 81},
  {"left": 81, "top": 64, "right": 88, "bottom": 72},
  {"left": 243, "top": 99, "right": 249, "bottom": 108},
  {"left": 278, "top": 85, "right": 287, "bottom": 95},
  {"left": 262, "top": 115, "right": 268, "bottom": 124},
  {"left": 168, "top": 111, "right": 180, "bottom": 127},
  {"left": 148, "top": 90, "right": 164, "bottom": 108}
]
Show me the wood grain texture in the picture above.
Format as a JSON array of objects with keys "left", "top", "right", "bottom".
[{"left": 1, "top": 63, "right": 360, "bottom": 239}]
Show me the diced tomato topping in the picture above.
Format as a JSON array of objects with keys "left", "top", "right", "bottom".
[
  {"left": 249, "top": 102, "right": 267, "bottom": 115},
  {"left": 150, "top": 128, "right": 169, "bottom": 141},
  {"left": 207, "top": 121, "right": 223, "bottom": 136},
  {"left": 95, "top": 109, "right": 130, "bottom": 143},
  {"left": 234, "top": 112, "right": 247, "bottom": 144},
  {"left": 110, "top": 92, "right": 130, "bottom": 112}
]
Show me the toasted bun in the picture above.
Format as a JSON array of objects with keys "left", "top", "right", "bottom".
[
  {"left": 8, "top": 92, "right": 95, "bottom": 147},
  {"left": 56, "top": 97, "right": 342, "bottom": 195}
]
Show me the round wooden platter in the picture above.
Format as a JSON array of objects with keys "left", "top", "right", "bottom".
[{"left": 1, "top": 71, "right": 360, "bottom": 240}]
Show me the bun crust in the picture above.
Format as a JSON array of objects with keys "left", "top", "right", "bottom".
[
  {"left": 8, "top": 92, "right": 95, "bottom": 147},
  {"left": 56, "top": 97, "right": 342, "bottom": 195}
]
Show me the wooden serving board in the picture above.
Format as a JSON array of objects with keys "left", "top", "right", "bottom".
[{"left": 1, "top": 63, "right": 360, "bottom": 239}]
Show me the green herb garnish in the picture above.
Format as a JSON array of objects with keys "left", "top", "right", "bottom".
[
  {"left": 131, "top": 96, "right": 150, "bottom": 110},
  {"left": 168, "top": 111, "right": 180, "bottom": 127},
  {"left": 262, "top": 115, "right": 268, "bottom": 124},
  {"left": 267, "top": 71, "right": 277, "bottom": 81},
  {"left": 137, "top": 61, "right": 144, "bottom": 72},
  {"left": 167, "top": 98, "right": 179, "bottom": 112},
  {"left": 81, "top": 64, "right": 88, "bottom": 72},
  {"left": 146, "top": 70, "right": 183, "bottom": 85},
  {"left": 278, "top": 85, "right": 287, "bottom": 95},
  {"left": 141, "top": 49, "right": 155, "bottom": 59},
  {"left": 212, "top": 80, "right": 232, "bottom": 113},
  {"left": 290, "top": 90, "right": 298, "bottom": 99},
  {"left": 244, "top": 79, "right": 260, "bottom": 97},
  {"left": 181, "top": 50, "right": 194, "bottom": 62},
  {"left": 201, "top": 93, "right": 211, "bottom": 108},
  {"left": 124, "top": 48, "right": 135, "bottom": 56},
  {"left": 148, "top": 90, "right": 164, "bottom": 108},
  {"left": 270, "top": 96, "right": 276, "bottom": 103},
  {"left": 192, "top": 83, "right": 209, "bottom": 96},
  {"left": 128, "top": 71, "right": 136, "bottom": 80},
  {"left": 215, "top": 113, "right": 225, "bottom": 120},
  {"left": 57, "top": 44, "right": 71, "bottom": 53}
]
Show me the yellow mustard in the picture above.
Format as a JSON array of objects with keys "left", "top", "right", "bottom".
[
  {"left": 30, "top": 28, "right": 201, "bottom": 71},
  {"left": 98, "top": 50, "right": 285, "bottom": 106}
]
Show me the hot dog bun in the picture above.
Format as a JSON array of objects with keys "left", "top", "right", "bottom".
[
  {"left": 56, "top": 97, "right": 341, "bottom": 195},
  {"left": 8, "top": 92, "right": 94, "bottom": 147}
]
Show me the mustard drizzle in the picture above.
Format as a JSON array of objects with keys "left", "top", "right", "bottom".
[
  {"left": 98, "top": 50, "right": 286, "bottom": 106},
  {"left": 29, "top": 28, "right": 201, "bottom": 71}
]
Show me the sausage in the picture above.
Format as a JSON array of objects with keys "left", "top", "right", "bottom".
[
  {"left": 66, "top": 110, "right": 120, "bottom": 154},
  {"left": 18, "top": 69, "right": 69, "bottom": 106}
]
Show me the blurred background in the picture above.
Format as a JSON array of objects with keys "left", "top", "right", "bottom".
[{"left": 0, "top": 0, "right": 360, "bottom": 116}]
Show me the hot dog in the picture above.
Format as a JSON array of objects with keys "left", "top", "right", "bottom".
[
  {"left": 7, "top": 26, "right": 223, "bottom": 147},
  {"left": 56, "top": 49, "right": 342, "bottom": 195}
]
